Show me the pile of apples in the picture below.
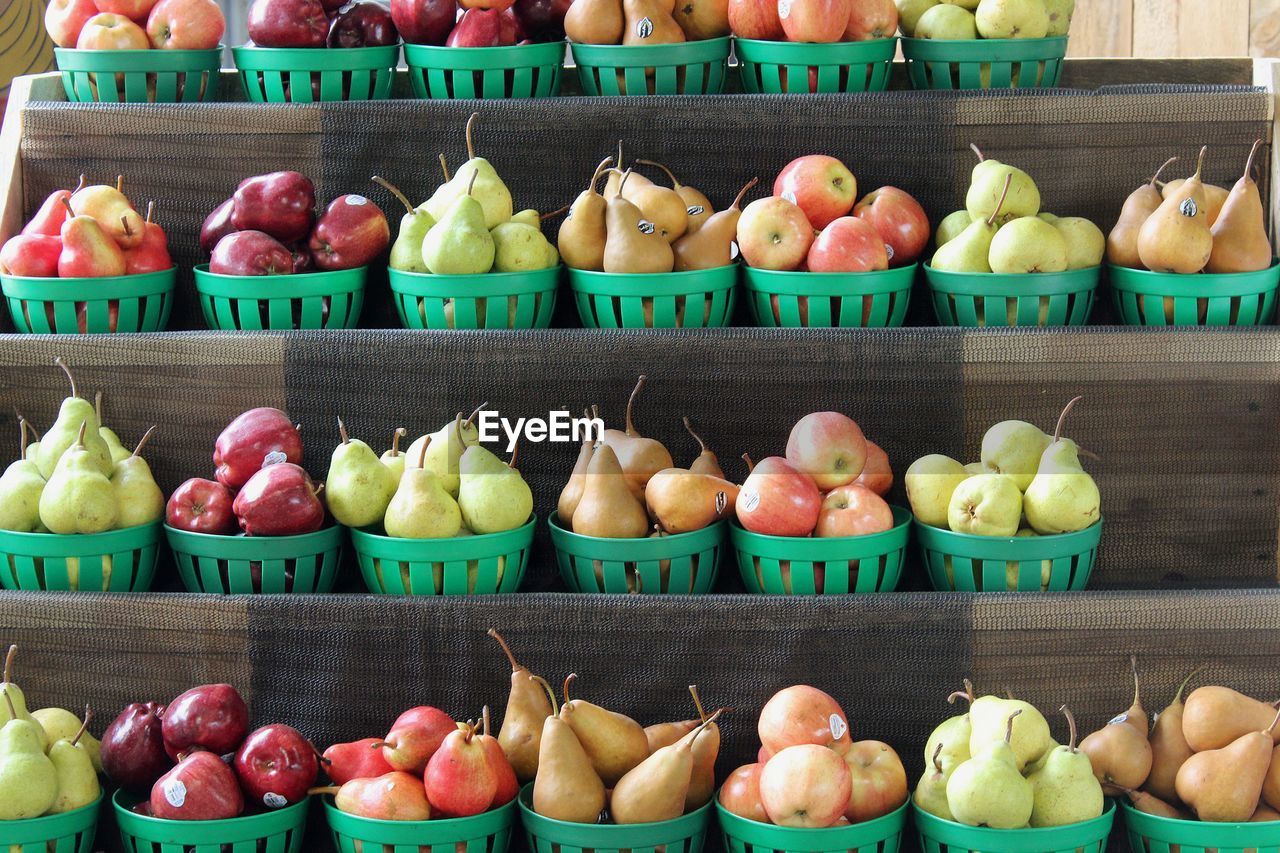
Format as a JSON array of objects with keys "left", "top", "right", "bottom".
[
  {"left": 45, "top": 0, "right": 223, "bottom": 51},
  {"left": 563, "top": 0, "right": 727, "bottom": 46},
  {"left": 247, "top": 0, "right": 398, "bottom": 48},
  {"left": 200, "top": 171, "right": 390, "bottom": 276},
  {"left": 719, "top": 685, "right": 907, "bottom": 828},
  {"left": 317, "top": 705, "right": 517, "bottom": 821},
  {"left": 101, "top": 683, "right": 318, "bottom": 819},
  {"left": 897, "top": 0, "right": 1071, "bottom": 40},
  {"left": 737, "top": 154, "right": 930, "bottom": 273},
  {"left": 391, "top": 0, "right": 568, "bottom": 46},
  {"left": 729, "top": 0, "right": 897, "bottom": 43},
  {"left": 0, "top": 645, "right": 103, "bottom": 821}
]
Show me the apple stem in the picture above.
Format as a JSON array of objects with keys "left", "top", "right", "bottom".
[
  {"left": 466, "top": 171, "right": 478, "bottom": 197},
  {"left": 71, "top": 705, "right": 91, "bottom": 747},
  {"left": 465, "top": 112, "right": 479, "bottom": 161},
  {"left": 509, "top": 436, "right": 520, "bottom": 471},
  {"left": 438, "top": 153, "right": 450, "bottom": 183},
  {"left": 688, "top": 684, "right": 708, "bottom": 723},
  {"left": 970, "top": 143, "right": 985, "bottom": 163},
  {"left": 72, "top": 175, "right": 86, "bottom": 194},
  {"left": 741, "top": 453, "right": 754, "bottom": 473},
  {"left": 624, "top": 375, "right": 646, "bottom": 437},
  {"left": 466, "top": 403, "right": 487, "bottom": 429},
  {"left": 371, "top": 176, "right": 414, "bottom": 215},
  {"left": 682, "top": 417, "right": 709, "bottom": 455},
  {"left": 2, "top": 688, "right": 14, "bottom": 720},
  {"left": 55, "top": 357, "right": 78, "bottom": 399},
  {"left": 417, "top": 436, "right": 430, "bottom": 469},
  {"left": 1004, "top": 709, "right": 1022, "bottom": 744},
  {"left": 588, "top": 156, "right": 614, "bottom": 194},
  {"left": 132, "top": 426, "right": 157, "bottom": 458},
  {"left": 482, "top": 705, "right": 491, "bottom": 737},
  {"left": 635, "top": 158, "right": 681, "bottom": 190},
  {"left": 121, "top": 216, "right": 132, "bottom": 238},
  {"left": 731, "top": 177, "right": 760, "bottom": 211},
  {"left": 337, "top": 417, "right": 350, "bottom": 446},
  {"left": 115, "top": 175, "right": 124, "bottom": 194},
  {"left": 388, "top": 427, "right": 405, "bottom": 457},
  {"left": 309, "top": 786, "right": 341, "bottom": 797},
  {"left": 1149, "top": 156, "right": 1178, "bottom": 188},
  {"left": 60, "top": 197, "right": 75, "bottom": 219},
  {"left": 986, "top": 173, "right": 1012, "bottom": 228},
  {"left": 563, "top": 672, "right": 576, "bottom": 705},
  {"left": 145, "top": 201, "right": 155, "bottom": 225},
  {"left": 3, "top": 645, "right": 15, "bottom": 685},
  {"left": 931, "top": 742, "right": 943, "bottom": 774},
  {"left": 487, "top": 628, "right": 523, "bottom": 672},
  {"left": 531, "top": 674, "right": 558, "bottom": 715},
  {"left": 1053, "top": 395, "right": 1082, "bottom": 442},
  {"left": 1059, "top": 705, "right": 1078, "bottom": 752}
]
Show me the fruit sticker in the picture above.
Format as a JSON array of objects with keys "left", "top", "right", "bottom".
[
  {"left": 777, "top": 0, "right": 792, "bottom": 19},
  {"left": 740, "top": 490, "right": 761, "bottom": 513},
  {"left": 686, "top": 205, "right": 705, "bottom": 217},
  {"left": 829, "top": 714, "right": 848, "bottom": 740},
  {"left": 637, "top": 220, "right": 656, "bottom": 235},
  {"left": 163, "top": 778, "right": 187, "bottom": 808},
  {"left": 635, "top": 16, "right": 653, "bottom": 38},
  {"left": 1180, "top": 198, "right": 1198, "bottom": 218},
  {"left": 263, "top": 792, "right": 288, "bottom": 809}
]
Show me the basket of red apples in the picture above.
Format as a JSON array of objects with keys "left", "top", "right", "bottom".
[
  {"left": 195, "top": 171, "right": 389, "bottom": 330},
  {"left": 730, "top": 0, "right": 897, "bottom": 93},
  {"left": 233, "top": 0, "right": 400, "bottom": 102},
  {"left": 316, "top": 705, "right": 520, "bottom": 852},
  {"left": 165, "top": 407, "right": 345, "bottom": 594},
  {"left": 46, "top": 0, "right": 224, "bottom": 103},
  {"left": 103, "top": 684, "right": 317, "bottom": 852},
  {"left": 0, "top": 177, "right": 174, "bottom": 334},
  {"left": 737, "top": 156, "right": 927, "bottom": 329},
  {"left": 718, "top": 686, "right": 908, "bottom": 853},
  {"left": 731, "top": 412, "right": 910, "bottom": 595}
]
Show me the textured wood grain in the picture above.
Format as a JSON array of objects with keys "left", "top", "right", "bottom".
[
  {"left": 1133, "top": 0, "right": 1180, "bottom": 57},
  {"left": 1068, "top": 0, "right": 1133, "bottom": 57},
  {"left": 1179, "top": 0, "right": 1250, "bottom": 56},
  {"left": 1253, "top": 0, "right": 1280, "bottom": 56}
]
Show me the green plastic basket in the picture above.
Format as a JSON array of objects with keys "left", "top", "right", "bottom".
[
  {"left": 232, "top": 44, "right": 399, "bottom": 102},
  {"left": 165, "top": 525, "right": 344, "bottom": 594},
  {"left": 54, "top": 47, "right": 222, "bottom": 102},
  {"left": 1120, "top": 801, "right": 1280, "bottom": 853},
  {"left": 571, "top": 37, "right": 729, "bottom": 96},
  {"left": 0, "top": 523, "right": 161, "bottom": 592},
  {"left": 915, "top": 802, "right": 1115, "bottom": 853},
  {"left": 914, "top": 519, "right": 1102, "bottom": 592},
  {"left": 388, "top": 266, "right": 559, "bottom": 329},
  {"left": 1109, "top": 262, "right": 1280, "bottom": 326},
  {"left": 924, "top": 265, "right": 1099, "bottom": 327},
  {"left": 0, "top": 792, "right": 101, "bottom": 853},
  {"left": 548, "top": 513, "right": 723, "bottom": 594},
  {"left": 1, "top": 269, "right": 174, "bottom": 334},
  {"left": 404, "top": 41, "right": 564, "bottom": 99},
  {"left": 718, "top": 799, "right": 907, "bottom": 853},
  {"left": 901, "top": 36, "right": 1068, "bottom": 90},
  {"left": 568, "top": 266, "right": 736, "bottom": 328},
  {"left": 519, "top": 784, "right": 712, "bottom": 853},
  {"left": 730, "top": 506, "right": 912, "bottom": 595},
  {"left": 114, "top": 790, "right": 309, "bottom": 853},
  {"left": 323, "top": 794, "right": 517, "bottom": 853},
  {"left": 743, "top": 265, "right": 914, "bottom": 328},
  {"left": 350, "top": 516, "right": 535, "bottom": 595},
  {"left": 735, "top": 37, "right": 895, "bottom": 93},
  {"left": 193, "top": 264, "right": 365, "bottom": 330}
]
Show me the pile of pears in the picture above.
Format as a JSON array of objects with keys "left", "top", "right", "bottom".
[
  {"left": 1107, "top": 142, "right": 1273, "bottom": 276},
  {"left": 900, "top": 0, "right": 1073, "bottom": 41},
  {"left": 914, "top": 681, "right": 1104, "bottom": 830},
  {"left": 0, "top": 645, "right": 102, "bottom": 821},
  {"left": 0, "top": 359, "right": 164, "bottom": 550},
  {"left": 932, "top": 146, "right": 1104, "bottom": 276},
  {"left": 564, "top": 0, "right": 725, "bottom": 48},
  {"left": 558, "top": 145, "right": 759, "bottom": 277}
]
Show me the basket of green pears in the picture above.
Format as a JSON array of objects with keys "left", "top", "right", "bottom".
[
  {"left": 1107, "top": 144, "right": 1280, "bottom": 326},
  {"left": 899, "top": 0, "right": 1070, "bottom": 90},
  {"left": 549, "top": 377, "right": 732, "bottom": 594},
  {"left": 0, "top": 361, "right": 164, "bottom": 593},
  {"left": 341, "top": 412, "right": 535, "bottom": 596},
  {"left": 381, "top": 116, "right": 561, "bottom": 331},
  {"left": 913, "top": 681, "right": 1115, "bottom": 853},
  {"left": 907, "top": 398, "right": 1102, "bottom": 592},
  {"left": 924, "top": 147, "right": 1102, "bottom": 327},
  {"left": 560, "top": 152, "right": 740, "bottom": 330}
]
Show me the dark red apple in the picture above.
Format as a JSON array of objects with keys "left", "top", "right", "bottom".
[
  {"left": 285, "top": 242, "right": 314, "bottom": 273},
  {"left": 233, "top": 462, "right": 325, "bottom": 536},
  {"left": 327, "top": 1, "right": 399, "bottom": 45},
  {"left": 101, "top": 702, "right": 172, "bottom": 792},
  {"left": 247, "top": 0, "right": 329, "bottom": 46},
  {"left": 199, "top": 198, "right": 237, "bottom": 256},
  {"left": 234, "top": 725, "right": 319, "bottom": 809},
  {"left": 231, "top": 171, "right": 316, "bottom": 244},
  {"left": 214, "top": 407, "right": 304, "bottom": 491},
  {"left": 308, "top": 194, "right": 390, "bottom": 271},
  {"left": 512, "top": 0, "right": 568, "bottom": 40},
  {"left": 390, "top": 0, "right": 454, "bottom": 43},
  {"left": 151, "top": 751, "right": 244, "bottom": 821},
  {"left": 447, "top": 7, "right": 516, "bottom": 45},
  {"left": 852, "top": 186, "right": 930, "bottom": 268},
  {"left": 166, "top": 478, "right": 237, "bottom": 535},
  {"left": 162, "top": 684, "right": 250, "bottom": 761},
  {"left": 209, "top": 231, "right": 294, "bottom": 277}
]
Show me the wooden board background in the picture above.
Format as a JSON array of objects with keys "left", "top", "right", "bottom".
[{"left": 1071, "top": 0, "right": 1280, "bottom": 57}]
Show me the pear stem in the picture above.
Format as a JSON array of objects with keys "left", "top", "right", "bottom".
[
  {"left": 2, "top": 688, "right": 14, "bottom": 720},
  {"left": 145, "top": 201, "right": 155, "bottom": 225},
  {"left": 618, "top": 168, "right": 633, "bottom": 197},
  {"left": 132, "top": 426, "right": 156, "bottom": 458},
  {"left": 1172, "top": 665, "right": 1206, "bottom": 705},
  {"left": 624, "top": 375, "right": 646, "bottom": 437},
  {"left": 74, "top": 421, "right": 87, "bottom": 449},
  {"left": 1004, "top": 709, "right": 1022, "bottom": 744},
  {"left": 636, "top": 159, "right": 681, "bottom": 189},
  {"left": 467, "top": 171, "right": 478, "bottom": 197},
  {"left": 1192, "top": 146, "right": 1207, "bottom": 181},
  {"left": 454, "top": 413, "right": 465, "bottom": 453},
  {"left": 54, "top": 357, "right": 79, "bottom": 399},
  {"left": 683, "top": 417, "right": 709, "bottom": 455},
  {"left": 986, "top": 173, "right": 1012, "bottom": 228},
  {"left": 439, "top": 154, "right": 450, "bottom": 183},
  {"left": 3, "top": 645, "right": 15, "bottom": 684},
  {"left": 731, "top": 177, "right": 760, "bottom": 211},
  {"left": 689, "top": 684, "right": 708, "bottom": 723},
  {"left": 60, "top": 198, "right": 75, "bottom": 219},
  {"left": 465, "top": 112, "right": 479, "bottom": 161},
  {"left": 389, "top": 427, "right": 405, "bottom": 457},
  {"left": 20, "top": 417, "right": 40, "bottom": 443},
  {"left": 531, "top": 674, "right": 558, "bottom": 715},
  {"left": 371, "top": 176, "right": 414, "bottom": 215},
  {"left": 970, "top": 143, "right": 985, "bottom": 163},
  {"left": 466, "top": 403, "right": 487, "bottom": 429},
  {"left": 121, "top": 216, "right": 132, "bottom": 238},
  {"left": 309, "top": 786, "right": 341, "bottom": 797},
  {"left": 563, "top": 673, "right": 576, "bottom": 704},
  {"left": 417, "top": 436, "right": 430, "bottom": 469},
  {"left": 1053, "top": 396, "right": 1082, "bottom": 443},
  {"left": 1149, "top": 157, "right": 1178, "bottom": 188},
  {"left": 95, "top": 391, "right": 104, "bottom": 424},
  {"left": 1266, "top": 706, "right": 1280, "bottom": 737},
  {"left": 116, "top": 175, "right": 124, "bottom": 194},
  {"left": 741, "top": 453, "right": 754, "bottom": 472},
  {"left": 509, "top": 436, "right": 521, "bottom": 471},
  {"left": 688, "top": 708, "right": 724, "bottom": 748},
  {"left": 72, "top": 175, "right": 86, "bottom": 194},
  {"left": 931, "top": 742, "right": 944, "bottom": 773},
  {"left": 616, "top": 140, "right": 624, "bottom": 174},
  {"left": 1244, "top": 139, "right": 1262, "bottom": 183},
  {"left": 542, "top": 204, "right": 571, "bottom": 221},
  {"left": 588, "top": 156, "right": 614, "bottom": 194},
  {"left": 1059, "top": 705, "right": 1078, "bottom": 752},
  {"left": 487, "top": 628, "right": 523, "bottom": 672},
  {"left": 338, "top": 417, "right": 350, "bottom": 445},
  {"left": 17, "top": 419, "right": 27, "bottom": 461},
  {"left": 71, "top": 706, "right": 92, "bottom": 747},
  {"left": 1129, "top": 654, "right": 1143, "bottom": 716}
]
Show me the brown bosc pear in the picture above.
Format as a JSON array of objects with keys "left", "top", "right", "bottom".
[
  {"left": 610, "top": 709, "right": 721, "bottom": 824},
  {"left": 1207, "top": 139, "right": 1273, "bottom": 274},
  {"left": 558, "top": 673, "right": 651, "bottom": 788},
  {"left": 1176, "top": 708, "right": 1280, "bottom": 822},
  {"left": 644, "top": 719, "right": 699, "bottom": 753},
  {"left": 1106, "top": 156, "right": 1176, "bottom": 269},
  {"left": 622, "top": 0, "right": 684, "bottom": 45},
  {"left": 532, "top": 687, "right": 607, "bottom": 823},
  {"left": 624, "top": 174, "right": 690, "bottom": 243},
  {"left": 685, "top": 685, "right": 720, "bottom": 811},
  {"left": 601, "top": 375, "right": 675, "bottom": 497},
  {"left": 644, "top": 467, "right": 738, "bottom": 533},
  {"left": 1137, "top": 146, "right": 1213, "bottom": 274},
  {"left": 1254, "top": 803, "right": 1280, "bottom": 821},
  {"left": 636, "top": 159, "right": 715, "bottom": 233},
  {"left": 1119, "top": 787, "right": 1191, "bottom": 819},
  {"left": 564, "top": 0, "right": 624, "bottom": 44},
  {"left": 1163, "top": 179, "right": 1231, "bottom": 226},
  {"left": 1183, "top": 686, "right": 1280, "bottom": 752},
  {"left": 487, "top": 628, "right": 555, "bottom": 784},
  {"left": 683, "top": 417, "right": 725, "bottom": 478},
  {"left": 1264, "top": 741, "right": 1280, "bottom": 812},
  {"left": 603, "top": 171, "right": 675, "bottom": 273},
  {"left": 1146, "top": 666, "right": 1205, "bottom": 804},
  {"left": 1078, "top": 656, "right": 1153, "bottom": 796},
  {"left": 673, "top": 177, "right": 759, "bottom": 271},
  {"left": 556, "top": 407, "right": 598, "bottom": 522},
  {"left": 605, "top": 143, "right": 652, "bottom": 199},
  {"left": 558, "top": 157, "right": 615, "bottom": 271},
  {"left": 570, "top": 443, "right": 650, "bottom": 538}
]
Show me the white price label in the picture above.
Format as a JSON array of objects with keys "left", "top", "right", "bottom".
[
  {"left": 1180, "top": 198, "right": 1198, "bottom": 217},
  {"left": 264, "top": 792, "right": 288, "bottom": 809},
  {"left": 730, "top": 241, "right": 740, "bottom": 260},
  {"left": 263, "top": 450, "right": 287, "bottom": 466},
  {"left": 636, "top": 16, "right": 654, "bottom": 37},
  {"left": 638, "top": 220, "right": 656, "bottom": 235},
  {"left": 782, "top": 190, "right": 797, "bottom": 205},
  {"left": 164, "top": 779, "right": 187, "bottom": 808},
  {"left": 884, "top": 243, "right": 895, "bottom": 260},
  {"left": 829, "top": 714, "right": 848, "bottom": 740},
  {"left": 686, "top": 205, "right": 705, "bottom": 216},
  {"left": 347, "top": 195, "right": 368, "bottom": 206},
  {"left": 741, "top": 490, "right": 760, "bottom": 512},
  {"left": 778, "top": 0, "right": 792, "bottom": 18}
]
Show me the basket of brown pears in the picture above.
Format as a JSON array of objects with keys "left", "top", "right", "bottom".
[
  {"left": 549, "top": 377, "right": 735, "bottom": 594},
  {"left": 730, "top": 411, "right": 910, "bottom": 594},
  {"left": 908, "top": 398, "right": 1102, "bottom": 592},
  {"left": 912, "top": 679, "right": 1115, "bottom": 853},
  {"left": 562, "top": 0, "right": 730, "bottom": 95},
  {"left": 381, "top": 115, "right": 562, "bottom": 330},
  {"left": 719, "top": 685, "right": 909, "bottom": 852},
  {"left": 925, "top": 146, "right": 1104, "bottom": 327},
  {"left": 0, "top": 360, "right": 164, "bottom": 593},
  {"left": 1106, "top": 142, "right": 1280, "bottom": 326},
  {"left": 559, "top": 148, "right": 743, "bottom": 329}
]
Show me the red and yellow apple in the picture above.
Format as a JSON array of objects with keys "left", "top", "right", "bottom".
[
  {"left": 93, "top": 0, "right": 159, "bottom": 24},
  {"left": 853, "top": 186, "right": 930, "bottom": 267},
  {"left": 737, "top": 197, "right": 814, "bottom": 271},
  {"left": 727, "top": 0, "right": 783, "bottom": 39},
  {"left": 773, "top": 155, "right": 857, "bottom": 230},
  {"left": 815, "top": 484, "right": 893, "bottom": 538},
  {"left": 778, "top": 0, "right": 850, "bottom": 43},
  {"left": 46, "top": 0, "right": 101, "bottom": 46},
  {"left": 843, "top": 0, "right": 896, "bottom": 39},
  {"left": 76, "top": 12, "right": 150, "bottom": 48},
  {"left": 146, "top": 0, "right": 224, "bottom": 48},
  {"left": 759, "top": 744, "right": 851, "bottom": 828},
  {"left": 807, "top": 216, "right": 889, "bottom": 273},
  {"left": 842, "top": 740, "right": 908, "bottom": 823},
  {"left": 852, "top": 440, "right": 892, "bottom": 496},
  {"left": 758, "top": 685, "right": 852, "bottom": 754},
  {"left": 719, "top": 763, "right": 769, "bottom": 823},
  {"left": 736, "top": 456, "right": 821, "bottom": 537},
  {"left": 785, "top": 411, "right": 868, "bottom": 491}
]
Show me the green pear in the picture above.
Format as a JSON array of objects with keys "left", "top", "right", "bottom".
[
  {"left": 45, "top": 707, "right": 101, "bottom": 814},
  {"left": 384, "top": 441, "right": 462, "bottom": 539},
  {"left": 425, "top": 115, "right": 513, "bottom": 230},
  {"left": 510, "top": 209, "right": 541, "bottom": 228},
  {"left": 32, "top": 707, "right": 101, "bottom": 773},
  {"left": 905, "top": 454, "right": 970, "bottom": 528},
  {"left": 989, "top": 216, "right": 1068, "bottom": 274},
  {"left": 947, "top": 710, "right": 1034, "bottom": 828},
  {"left": 327, "top": 418, "right": 397, "bottom": 528},
  {"left": 1006, "top": 527, "right": 1051, "bottom": 589},
  {"left": 1042, "top": 0, "right": 1073, "bottom": 35},
  {"left": 374, "top": 176, "right": 435, "bottom": 273},
  {"left": 95, "top": 393, "right": 130, "bottom": 465},
  {"left": 935, "top": 210, "right": 974, "bottom": 247},
  {"left": 941, "top": 0, "right": 978, "bottom": 8},
  {"left": 1050, "top": 216, "right": 1105, "bottom": 270},
  {"left": 380, "top": 428, "right": 409, "bottom": 486},
  {"left": 963, "top": 462, "right": 988, "bottom": 475},
  {"left": 0, "top": 688, "right": 57, "bottom": 819},
  {"left": 947, "top": 474, "right": 1022, "bottom": 537},
  {"left": 926, "top": 681, "right": 976, "bottom": 771},
  {"left": 980, "top": 420, "right": 1050, "bottom": 492},
  {"left": 1024, "top": 736, "right": 1060, "bottom": 774},
  {"left": 966, "top": 148, "right": 1040, "bottom": 225},
  {"left": 0, "top": 647, "right": 43, "bottom": 750},
  {"left": 1028, "top": 707, "right": 1103, "bottom": 827},
  {"left": 896, "top": 0, "right": 939, "bottom": 34},
  {"left": 457, "top": 442, "right": 533, "bottom": 535},
  {"left": 407, "top": 412, "right": 482, "bottom": 498},
  {"left": 39, "top": 423, "right": 117, "bottom": 535},
  {"left": 975, "top": 0, "right": 1049, "bottom": 38},
  {"left": 37, "top": 359, "right": 112, "bottom": 479},
  {"left": 915, "top": 743, "right": 957, "bottom": 820},
  {"left": 1023, "top": 397, "right": 1100, "bottom": 534},
  {"left": 110, "top": 426, "right": 164, "bottom": 529},
  {"left": 0, "top": 421, "right": 46, "bottom": 533},
  {"left": 969, "top": 695, "right": 1053, "bottom": 771},
  {"left": 422, "top": 174, "right": 495, "bottom": 276},
  {"left": 491, "top": 222, "right": 559, "bottom": 273},
  {"left": 1038, "top": 212, "right": 1059, "bottom": 225},
  {"left": 915, "top": 3, "right": 977, "bottom": 37},
  {"left": 933, "top": 173, "right": 1014, "bottom": 273}
]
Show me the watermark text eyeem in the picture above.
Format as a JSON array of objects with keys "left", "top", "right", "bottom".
[{"left": 477, "top": 411, "right": 604, "bottom": 453}]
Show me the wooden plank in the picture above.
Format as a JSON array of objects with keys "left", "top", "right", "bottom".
[
  {"left": 0, "top": 73, "right": 32, "bottom": 244},
  {"left": 1067, "top": 0, "right": 1133, "bottom": 58},
  {"left": 1253, "top": 0, "right": 1280, "bottom": 57},
  {"left": 1254, "top": 59, "right": 1280, "bottom": 259},
  {"left": 1133, "top": 0, "right": 1179, "bottom": 57},
  {"left": 1060, "top": 57, "right": 1256, "bottom": 88},
  {"left": 1179, "top": 0, "right": 1250, "bottom": 56}
]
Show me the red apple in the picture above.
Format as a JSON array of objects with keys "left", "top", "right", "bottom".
[
  {"left": 308, "top": 194, "right": 390, "bottom": 271},
  {"left": 778, "top": 0, "right": 849, "bottom": 43},
  {"left": 460, "top": 0, "right": 515, "bottom": 13},
  {"left": 785, "top": 411, "right": 867, "bottom": 491},
  {"left": 0, "top": 235, "right": 61, "bottom": 278},
  {"left": 736, "top": 197, "right": 814, "bottom": 271},
  {"left": 807, "top": 217, "right": 889, "bottom": 273},
  {"left": 101, "top": 702, "right": 171, "bottom": 793},
  {"left": 843, "top": 0, "right": 895, "bottom": 39},
  {"left": 758, "top": 745, "right": 773, "bottom": 764},
  {"left": 852, "top": 441, "right": 892, "bottom": 497},
  {"left": 719, "top": 763, "right": 770, "bottom": 823},
  {"left": 146, "top": 0, "right": 225, "bottom": 48},
  {"left": 233, "top": 462, "right": 325, "bottom": 536},
  {"left": 161, "top": 683, "right": 250, "bottom": 760},
  {"left": 842, "top": 740, "right": 907, "bottom": 823},
  {"left": 728, "top": 0, "right": 783, "bottom": 39},
  {"left": 774, "top": 155, "right": 856, "bottom": 230},
  {"left": 327, "top": 1, "right": 400, "bottom": 46},
  {"left": 210, "top": 231, "right": 294, "bottom": 276},
  {"left": 76, "top": 12, "right": 150, "bottom": 47},
  {"left": 234, "top": 725, "right": 319, "bottom": 809},
  {"left": 151, "top": 751, "right": 243, "bottom": 821},
  {"left": 758, "top": 685, "right": 852, "bottom": 754},
  {"left": 759, "top": 744, "right": 851, "bottom": 828},
  {"left": 94, "top": 0, "right": 158, "bottom": 23},
  {"left": 46, "top": 0, "right": 100, "bottom": 46},
  {"left": 853, "top": 187, "right": 929, "bottom": 267},
  {"left": 200, "top": 198, "right": 237, "bottom": 256},
  {"left": 815, "top": 484, "right": 893, "bottom": 538},
  {"left": 166, "top": 478, "right": 238, "bottom": 535},
  {"left": 214, "top": 407, "right": 304, "bottom": 491},
  {"left": 391, "top": 0, "right": 455, "bottom": 43},
  {"left": 736, "top": 456, "right": 821, "bottom": 537},
  {"left": 232, "top": 171, "right": 317, "bottom": 244},
  {"left": 248, "top": 0, "right": 329, "bottom": 46}
]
